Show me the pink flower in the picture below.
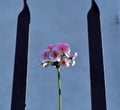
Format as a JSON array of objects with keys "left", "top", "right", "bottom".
[
  {"left": 49, "top": 50, "right": 61, "bottom": 62},
  {"left": 47, "top": 44, "right": 55, "bottom": 51},
  {"left": 71, "top": 52, "right": 78, "bottom": 66},
  {"left": 39, "top": 42, "right": 77, "bottom": 68},
  {"left": 60, "top": 59, "right": 70, "bottom": 67},
  {"left": 40, "top": 49, "right": 50, "bottom": 67},
  {"left": 55, "top": 43, "right": 70, "bottom": 57},
  {"left": 40, "top": 49, "right": 50, "bottom": 62}
]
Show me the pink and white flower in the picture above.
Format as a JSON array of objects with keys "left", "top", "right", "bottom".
[
  {"left": 60, "top": 59, "right": 70, "bottom": 67},
  {"left": 40, "top": 49, "right": 50, "bottom": 67},
  {"left": 40, "top": 42, "right": 77, "bottom": 68},
  {"left": 49, "top": 50, "right": 61, "bottom": 62},
  {"left": 54, "top": 43, "right": 71, "bottom": 57},
  {"left": 70, "top": 52, "right": 78, "bottom": 66},
  {"left": 47, "top": 44, "right": 55, "bottom": 51},
  {"left": 40, "top": 49, "right": 50, "bottom": 62}
]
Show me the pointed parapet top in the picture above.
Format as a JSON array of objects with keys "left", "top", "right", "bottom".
[
  {"left": 24, "top": 0, "right": 29, "bottom": 7},
  {"left": 88, "top": 0, "right": 100, "bottom": 15},
  {"left": 24, "top": 0, "right": 28, "bottom": 6},
  {"left": 18, "top": 0, "right": 30, "bottom": 24},
  {"left": 24, "top": 0, "right": 28, "bottom": 4}
]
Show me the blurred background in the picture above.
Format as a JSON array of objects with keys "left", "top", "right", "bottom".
[{"left": 0, "top": 0, "right": 120, "bottom": 110}]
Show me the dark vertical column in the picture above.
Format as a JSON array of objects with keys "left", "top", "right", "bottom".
[
  {"left": 11, "top": 0, "right": 30, "bottom": 110},
  {"left": 87, "top": 0, "right": 107, "bottom": 110}
]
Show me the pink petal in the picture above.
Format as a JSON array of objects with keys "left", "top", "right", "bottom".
[
  {"left": 49, "top": 50, "right": 61, "bottom": 62},
  {"left": 47, "top": 44, "right": 55, "bottom": 51},
  {"left": 55, "top": 42, "right": 71, "bottom": 56},
  {"left": 71, "top": 52, "right": 78, "bottom": 66},
  {"left": 40, "top": 49, "right": 50, "bottom": 62},
  {"left": 60, "top": 59, "right": 70, "bottom": 67}
]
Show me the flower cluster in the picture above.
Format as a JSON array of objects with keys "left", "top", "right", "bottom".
[{"left": 40, "top": 42, "right": 78, "bottom": 68}]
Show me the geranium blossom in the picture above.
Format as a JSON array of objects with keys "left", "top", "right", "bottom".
[
  {"left": 41, "top": 49, "right": 50, "bottom": 62},
  {"left": 70, "top": 52, "right": 78, "bottom": 66},
  {"left": 47, "top": 44, "right": 55, "bottom": 51},
  {"left": 39, "top": 42, "right": 77, "bottom": 110},
  {"left": 40, "top": 42, "right": 77, "bottom": 68},
  {"left": 54, "top": 42, "right": 70, "bottom": 57},
  {"left": 49, "top": 50, "right": 61, "bottom": 62},
  {"left": 60, "top": 59, "right": 70, "bottom": 67}
]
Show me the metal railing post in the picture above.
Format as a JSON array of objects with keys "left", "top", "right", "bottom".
[
  {"left": 11, "top": 0, "right": 30, "bottom": 110},
  {"left": 87, "top": 0, "right": 107, "bottom": 110}
]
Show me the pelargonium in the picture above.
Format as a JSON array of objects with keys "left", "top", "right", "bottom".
[
  {"left": 40, "top": 42, "right": 78, "bottom": 68},
  {"left": 39, "top": 42, "right": 77, "bottom": 110}
]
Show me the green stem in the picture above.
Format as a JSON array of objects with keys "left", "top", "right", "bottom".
[{"left": 56, "top": 67, "right": 62, "bottom": 110}]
